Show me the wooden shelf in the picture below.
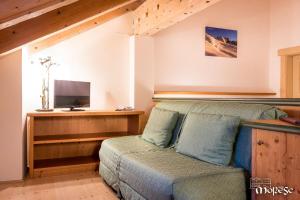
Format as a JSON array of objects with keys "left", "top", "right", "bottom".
[
  {"left": 34, "top": 132, "right": 129, "bottom": 144},
  {"left": 27, "top": 110, "right": 144, "bottom": 177},
  {"left": 35, "top": 156, "right": 98, "bottom": 169},
  {"left": 34, "top": 156, "right": 99, "bottom": 177},
  {"left": 154, "top": 91, "right": 276, "bottom": 96},
  {"left": 27, "top": 110, "right": 144, "bottom": 117}
]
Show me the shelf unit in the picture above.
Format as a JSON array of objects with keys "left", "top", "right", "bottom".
[
  {"left": 34, "top": 132, "right": 128, "bottom": 144},
  {"left": 27, "top": 110, "right": 144, "bottom": 178}
]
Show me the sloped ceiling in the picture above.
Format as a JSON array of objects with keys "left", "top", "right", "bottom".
[
  {"left": 133, "top": 0, "right": 222, "bottom": 35},
  {"left": 0, "top": 0, "right": 144, "bottom": 55},
  {"left": 0, "top": 0, "right": 222, "bottom": 55}
]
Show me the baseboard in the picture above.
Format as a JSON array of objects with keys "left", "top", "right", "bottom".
[{"left": 0, "top": 179, "right": 24, "bottom": 185}]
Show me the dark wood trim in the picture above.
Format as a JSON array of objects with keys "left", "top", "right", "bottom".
[
  {"left": 152, "top": 97, "right": 300, "bottom": 106},
  {"left": 154, "top": 91, "right": 276, "bottom": 96},
  {"left": 242, "top": 120, "right": 300, "bottom": 134}
]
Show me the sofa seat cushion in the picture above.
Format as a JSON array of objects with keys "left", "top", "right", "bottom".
[
  {"left": 99, "top": 162, "right": 119, "bottom": 191},
  {"left": 173, "top": 172, "right": 246, "bottom": 200},
  {"left": 100, "top": 136, "right": 160, "bottom": 171},
  {"left": 119, "top": 149, "right": 244, "bottom": 200},
  {"left": 99, "top": 136, "right": 161, "bottom": 191},
  {"left": 120, "top": 181, "right": 147, "bottom": 200}
]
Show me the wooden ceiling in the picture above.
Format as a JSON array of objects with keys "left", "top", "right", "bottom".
[
  {"left": 0, "top": 0, "right": 79, "bottom": 30},
  {"left": 133, "top": 0, "right": 222, "bottom": 35},
  {"left": 0, "top": 0, "right": 143, "bottom": 55},
  {"left": 28, "top": 0, "right": 143, "bottom": 54},
  {"left": 0, "top": 0, "right": 221, "bottom": 55}
]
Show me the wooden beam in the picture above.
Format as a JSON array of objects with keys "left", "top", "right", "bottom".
[
  {"left": 28, "top": 0, "right": 143, "bottom": 54},
  {"left": 133, "top": 0, "right": 222, "bottom": 36},
  {"left": 0, "top": 0, "right": 137, "bottom": 55},
  {"left": 0, "top": 0, "right": 79, "bottom": 30}
]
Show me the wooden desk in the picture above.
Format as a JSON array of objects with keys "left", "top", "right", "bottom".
[{"left": 27, "top": 110, "right": 144, "bottom": 178}]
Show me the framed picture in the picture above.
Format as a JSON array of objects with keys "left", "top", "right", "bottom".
[{"left": 205, "top": 26, "right": 237, "bottom": 58}]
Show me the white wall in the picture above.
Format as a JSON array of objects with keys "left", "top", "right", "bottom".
[
  {"left": 269, "top": 0, "right": 300, "bottom": 94},
  {"left": 3, "top": 1, "right": 300, "bottom": 182},
  {"left": 134, "top": 36, "right": 155, "bottom": 111},
  {"left": 154, "top": 0, "right": 271, "bottom": 92},
  {"left": 23, "top": 14, "right": 133, "bottom": 113},
  {"left": 0, "top": 50, "right": 23, "bottom": 181}
]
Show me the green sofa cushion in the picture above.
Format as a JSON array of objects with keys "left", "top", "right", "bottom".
[
  {"left": 176, "top": 112, "right": 240, "bottom": 166},
  {"left": 142, "top": 107, "right": 179, "bottom": 147}
]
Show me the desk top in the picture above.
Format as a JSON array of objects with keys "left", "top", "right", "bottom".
[{"left": 27, "top": 110, "right": 144, "bottom": 117}]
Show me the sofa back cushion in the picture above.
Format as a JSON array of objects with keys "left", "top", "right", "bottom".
[
  {"left": 176, "top": 112, "right": 240, "bottom": 166},
  {"left": 142, "top": 107, "right": 179, "bottom": 147},
  {"left": 156, "top": 102, "right": 196, "bottom": 146},
  {"left": 154, "top": 101, "right": 287, "bottom": 172},
  {"left": 190, "top": 101, "right": 286, "bottom": 121}
]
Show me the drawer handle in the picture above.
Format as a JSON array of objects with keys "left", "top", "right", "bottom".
[{"left": 257, "top": 140, "right": 264, "bottom": 145}]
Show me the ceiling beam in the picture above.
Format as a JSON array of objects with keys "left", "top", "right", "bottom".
[
  {"left": 28, "top": 0, "right": 144, "bottom": 54},
  {"left": 0, "top": 0, "right": 137, "bottom": 55},
  {"left": 133, "top": 0, "right": 222, "bottom": 36},
  {"left": 0, "top": 0, "right": 79, "bottom": 30}
]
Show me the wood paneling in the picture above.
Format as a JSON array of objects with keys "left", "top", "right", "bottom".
[
  {"left": 287, "top": 134, "right": 300, "bottom": 199},
  {"left": 34, "top": 116, "right": 128, "bottom": 135},
  {"left": 27, "top": 116, "right": 34, "bottom": 176},
  {"left": 279, "top": 46, "right": 300, "bottom": 98},
  {"left": 280, "top": 56, "right": 294, "bottom": 98},
  {"left": 252, "top": 128, "right": 300, "bottom": 199},
  {"left": 0, "top": 0, "right": 137, "bottom": 55},
  {"left": 253, "top": 129, "right": 287, "bottom": 183},
  {"left": 133, "top": 0, "right": 222, "bottom": 35},
  {"left": 28, "top": 0, "right": 144, "bottom": 54},
  {"left": 292, "top": 55, "right": 300, "bottom": 98}
]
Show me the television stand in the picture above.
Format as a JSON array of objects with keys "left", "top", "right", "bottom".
[{"left": 27, "top": 110, "right": 144, "bottom": 177}]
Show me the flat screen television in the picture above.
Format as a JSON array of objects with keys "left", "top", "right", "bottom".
[{"left": 54, "top": 80, "right": 90, "bottom": 110}]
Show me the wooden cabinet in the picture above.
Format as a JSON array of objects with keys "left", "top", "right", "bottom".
[
  {"left": 252, "top": 121, "right": 300, "bottom": 200},
  {"left": 27, "top": 110, "right": 144, "bottom": 178}
]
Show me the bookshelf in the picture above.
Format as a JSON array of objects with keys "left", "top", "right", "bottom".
[{"left": 27, "top": 110, "right": 144, "bottom": 177}]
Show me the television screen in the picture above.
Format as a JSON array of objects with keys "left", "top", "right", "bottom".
[{"left": 54, "top": 80, "right": 90, "bottom": 108}]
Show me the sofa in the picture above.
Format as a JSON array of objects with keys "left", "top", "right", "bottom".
[{"left": 99, "top": 101, "right": 286, "bottom": 200}]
